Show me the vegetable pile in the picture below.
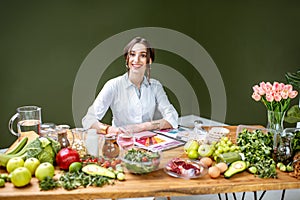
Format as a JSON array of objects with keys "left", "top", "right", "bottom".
[
  {"left": 0, "top": 136, "right": 60, "bottom": 167},
  {"left": 237, "top": 129, "right": 277, "bottom": 178}
]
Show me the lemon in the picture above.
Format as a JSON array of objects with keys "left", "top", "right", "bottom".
[
  {"left": 69, "top": 162, "right": 82, "bottom": 172},
  {"left": 188, "top": 149, "right": 199, "bottom": 159}
]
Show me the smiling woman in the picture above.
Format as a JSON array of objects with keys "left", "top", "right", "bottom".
[{"left": 81, "top": 37, "right": 179, "bottom": 136}]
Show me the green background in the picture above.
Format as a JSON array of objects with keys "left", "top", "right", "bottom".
[{"left": 0, "top": 1, "right": 299, "bottom": 148}]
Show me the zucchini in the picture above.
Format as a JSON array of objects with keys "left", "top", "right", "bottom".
[{"left": 217, "top": 152, "right": 242, "bottom": 164}]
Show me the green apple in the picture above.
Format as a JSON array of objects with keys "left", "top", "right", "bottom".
[
  {"left": 198, "top": 144, "right": 214, "bottom": 157},
  {"left": 35, "top": 162, "right": 55, "bottom": 181},
  {"left": 6, "top": 157, "right": 24, "bottom": 173},
  {"left": 10, "top": 167, "right": 31, "bottom": 187},
  {"left": 184, "top": 140, "right": 199, "bottom": 153},
  {"left": 24, "top": 158, "right": 40, "bottom": 176}
]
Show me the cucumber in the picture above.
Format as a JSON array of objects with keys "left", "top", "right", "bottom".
[
  {"left": 6, "top": 137, "right": 28, "bottom": 155},
  {"left": 217, "top": 152, "right": 242, "bottom": 164},
  {"left": 82, "top": 164, "right": 116, "bottom": 179}
]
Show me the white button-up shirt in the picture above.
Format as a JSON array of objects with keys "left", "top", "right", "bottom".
[{"left": 82, "top": 73, "right": 178, "bottom": 129}]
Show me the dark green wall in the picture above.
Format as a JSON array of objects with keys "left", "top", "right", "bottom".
[{"left": 0, "top": 1, "right": 299, "bottom": 148}]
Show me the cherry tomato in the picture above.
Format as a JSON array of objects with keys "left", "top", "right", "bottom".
[
  {"left": 115, "top": 158, "right": 122, "bottom": 164},
  {"left": 110, "top": 160, "right": 117, "bottom": 169},
  {"left": 102, "top": 160, "right": 111, "bottom": 168},
  {"left": 142, "top": 157, "right": 149, "bottom": 162}
]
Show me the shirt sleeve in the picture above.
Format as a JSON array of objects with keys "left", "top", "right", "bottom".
[
  {"left": 82, "top": 80, "right": 115, "bottom": 129},
  {"left": 82, "top": 104, "right": 98, "bottom": 130},
  {"left": 152, "top": 80, "right": 179, "bottom": 128}
]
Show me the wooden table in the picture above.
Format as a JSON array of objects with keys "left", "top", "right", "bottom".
[{"left": 0, "top": 126, "right": 300, "bottom": 200}]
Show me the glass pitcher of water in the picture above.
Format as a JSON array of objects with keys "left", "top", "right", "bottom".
[{"left": 8, "top": 106, "right": 42, "bottom": 137}]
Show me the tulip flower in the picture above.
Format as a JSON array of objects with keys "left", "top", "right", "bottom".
[{"left": 251, "top": 81, "right": 298, "bottom": 113}]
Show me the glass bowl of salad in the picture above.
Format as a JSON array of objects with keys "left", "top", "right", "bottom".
[{"left": 119, "top": 147, "right": 162, "bottom": 174}]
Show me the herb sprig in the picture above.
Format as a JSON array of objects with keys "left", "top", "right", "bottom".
[{"left": 39, "top": 171, "right": 113, "bottom": 191}]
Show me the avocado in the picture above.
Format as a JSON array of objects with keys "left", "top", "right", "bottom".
[
  {"left": 224, "top": 160, "right": 247, "bottom": 178},
  {"left": 82, "top": 164, "right": 116, "bottom": 179}
]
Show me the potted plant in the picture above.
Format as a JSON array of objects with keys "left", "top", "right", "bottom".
[{"left": 285, "top": 70, "right": 300, "bottom": 125}]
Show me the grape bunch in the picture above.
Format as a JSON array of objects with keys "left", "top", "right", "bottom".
[{"left": 212, "top": 137, "right": 240, "bottom": 161}]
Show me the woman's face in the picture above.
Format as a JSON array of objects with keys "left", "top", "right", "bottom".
[{"left": 128, "top": 43, "right": 150, "bottom": 75}]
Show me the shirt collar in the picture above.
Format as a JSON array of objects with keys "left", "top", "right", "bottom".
[{"left": 124, "top": 73, "right": 150, "bottom": 89}]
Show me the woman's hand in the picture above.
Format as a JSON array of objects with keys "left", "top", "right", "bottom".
[{"left": 106, "top": 126, "right": 123, "bottom": 136}]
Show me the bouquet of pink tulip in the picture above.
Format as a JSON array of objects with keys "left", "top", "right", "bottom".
[{"left": 252, "top": 81, "right": 298, "bottom": 112}]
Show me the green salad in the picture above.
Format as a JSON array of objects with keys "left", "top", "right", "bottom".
[{"left": 122, "top": 148, "right": 161, "bottom": 174}]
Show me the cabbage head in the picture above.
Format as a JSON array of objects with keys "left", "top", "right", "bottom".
[{"left": 26, "top": 137, "right": 61, "bottom": 165}]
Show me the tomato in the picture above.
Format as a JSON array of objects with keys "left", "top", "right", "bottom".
[
  {"left": 98, "top": 157, "right": 105, "bottom": 164},
  {"left": 110, "top": 160, "right": 117, "bottom": 169},
  {"left": 141, "top": 157, "right": 148, "bottom": 162},
  {"left": 102, "top": 160, "right": 111, "bottom": 168},
  {"left": 115, "top": 158, "right": 122, "bottom": 164}
]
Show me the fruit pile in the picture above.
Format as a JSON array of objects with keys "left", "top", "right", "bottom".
[
  {"left": 0, "top": 135, "right": 126, "bottom": 190},
  {"left": 183, "top": 134, "right": 251, "bottom": 179}
]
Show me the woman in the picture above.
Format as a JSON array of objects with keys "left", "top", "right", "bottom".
[{"left": 82, "top": 37, "right": 178, "bottom": 135}]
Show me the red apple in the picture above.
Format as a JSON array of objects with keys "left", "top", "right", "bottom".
[{"left": 56, "top": 148, "right": 80, "bottom": 170}]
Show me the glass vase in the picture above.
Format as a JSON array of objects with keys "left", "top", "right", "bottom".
[
  {"left": 267, "top": 110, "right": 285, "bottom": 132},
  {"left": 266, "top": 110, "right": 287, "bottom": 163}
]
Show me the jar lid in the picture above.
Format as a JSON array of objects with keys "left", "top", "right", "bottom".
[
  {"left": 41, "top": 123, "right": 56, "bottom": 130},
  {"left": 56, "top": 124, "right": 70, "bottom": 130}
]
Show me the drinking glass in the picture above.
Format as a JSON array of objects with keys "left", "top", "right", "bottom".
[
  {"left": 40, "top": 123, "right": 56, "bottom": 138},
  {"left": 117, "top": 127, "right": 135, "bottom": 150}
]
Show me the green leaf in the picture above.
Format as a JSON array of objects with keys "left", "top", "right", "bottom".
[
  {"left": 284, "top": 105, "right": 300, "bottom": 123},
  {"left": 26, "top": 138, "right": 43, "bottom": 158},
  {"left": 47, "top": 137, "right": 61, "bottom": 154},
  {"left": 285, "top": 70, "right": 300, "bottom": 89},
  {"left": 39, "top": 137, "right": 51, "bottom": 148}
]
